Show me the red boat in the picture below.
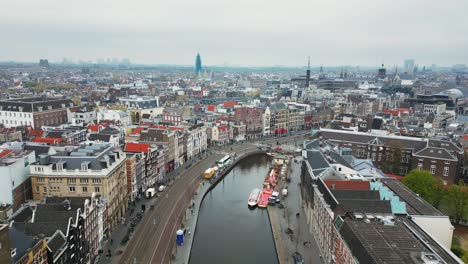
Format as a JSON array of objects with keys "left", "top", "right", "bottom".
[{"left": 258, "top": 167, "right": 279, "bottom": 208}]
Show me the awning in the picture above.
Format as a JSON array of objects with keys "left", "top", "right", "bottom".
[
  {"left": 274, "top": 128, "right": 280, "bottom": 134},
  {"left": 281, "top": 128, "right": 287, "bottom": 134}
]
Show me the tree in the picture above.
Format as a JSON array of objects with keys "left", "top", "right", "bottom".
[
  {"left": 380, "top": 141, "right": 404, "bottom": 174},
  {"left": 431, "top": 178, "right": 446, "bottom": 209},
  {"left": 446, "top": 181, "right": 468, "bottom": 224},
  {"left": 402, "top": 170, "right": 436, "bottom": 203}
]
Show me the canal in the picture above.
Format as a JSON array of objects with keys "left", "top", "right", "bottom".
[{"left": 189, "top": 154, "right": 279, "bottom": 264}]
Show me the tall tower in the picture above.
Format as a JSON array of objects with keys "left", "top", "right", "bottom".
[
  {"left": 305, "top": 56, "right": 311, "bottom": 88},
  {"left": 195, "top": 52, "right": 202, "bottom": 76}
]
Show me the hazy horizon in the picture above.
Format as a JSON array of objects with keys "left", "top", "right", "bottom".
[{"left": 2, "top": 0, "right": 468, "bottom": 67}]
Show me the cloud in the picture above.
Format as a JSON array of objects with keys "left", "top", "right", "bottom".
[{"left": 1, "top": 0, "right": 468, "bottom": 66}]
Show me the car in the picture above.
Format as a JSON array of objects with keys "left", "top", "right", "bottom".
[
  {"left": 158, "top": 185, "right": 166, "bottom": 192},
  {"left": 275, "top": 147, "right": 283, "bottom": 151},
  {"left": 292, "top": 252, "right": 304, "bottom": 264}
]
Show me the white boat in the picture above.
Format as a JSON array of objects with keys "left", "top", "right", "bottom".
[{"left": 248, "top": 188, "right": 261, "bottom": 207}]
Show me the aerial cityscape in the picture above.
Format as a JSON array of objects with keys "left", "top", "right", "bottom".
[{"left": 1, "top": 1, "right": 468, "bottom": 264}]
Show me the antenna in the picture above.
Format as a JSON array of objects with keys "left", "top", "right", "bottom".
[{"left": 307, "top": 56, "right": 310, "bottom": 70}]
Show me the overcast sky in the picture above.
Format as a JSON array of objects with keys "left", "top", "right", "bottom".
[{"left": 2, "top": 0, "right": 468, "bottom": 67}]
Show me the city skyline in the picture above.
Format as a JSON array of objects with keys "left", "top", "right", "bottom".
[{"left": 2, "top": 0, "right": 468, "bottom": 67}]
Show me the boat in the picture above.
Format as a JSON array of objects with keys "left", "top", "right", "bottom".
[
  {"left": 247, "top": 188, "right": 261, "bottom": 207},
  {"left": 258, "top": 167, "right": 279, "bottom": 208}
]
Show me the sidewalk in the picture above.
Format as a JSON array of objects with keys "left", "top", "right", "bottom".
[
  {"left": 268, "top": 156, "right": 323, "bottom": 264},
  {"left": 171, "top": 180, "right": 211, "bottom": 264}
]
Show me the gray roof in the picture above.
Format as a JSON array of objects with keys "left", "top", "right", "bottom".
[
  {"left": 0, "top": 97, "right": 74, "bottom": 113},
  {"left": 338, "top": 199, "right": 392, "bottom": 214},
  {"left": 9, "top": 227, "right": 37, "bottom": 263},
  {"left": 88, "top": 133, "right": 112, "bottom": 142},
  {"left": 320, "top": 130, "right": 427, "bottom": 151},
  {"left": 413, "top": 147, "right": 457, "bottom": 161},
  {"left": 36, "top": 143, "right": 121, "bottom": 171},
  {"left": 24, "top": 144, "right": 52, "bottom": 158},
  {"left": 47, "top": 231, "right": 67, "bottom": 253},
  {"left": 306, "top": 150, "right": 329, "bottom": 171},
  {"left": 339, "top": 218, "right": 425, "bottom": 264},
  {"left": 380, "top": 178, "right": 442, "bottom": 216}
]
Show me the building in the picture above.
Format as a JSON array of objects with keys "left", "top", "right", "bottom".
[
  {"left": 0, "top": 224, "right": 11, "bottom": 263},
  {"left": 29, "top": 143, "right": 128, "bottom": 233},
  {"left": 0, "top": 149, "right": 36, "bottom": 212},
  {"left": 97, "top": 109, "right": 130, "bottom": 126},
  {"left": 0, "top": 97, "right": 74, "bottom": 128},
  {"left": 233, "top": 107, "right": 263, "bottom": 139},
  {"left": 10, "top": 196, "right": 99, "bottom": 264},
  {"left": 68, "top": 108, "right": 97, "bottom": 126},
  {"left": 414, "top": 103, "right": 447, "bottom": 115},
  {"left": 270, "top": 102, "right": 289, "bottom": 135},
  {"left": 195, "top": 53, "right": 202, "bottom": 76},
  {"left": 140, "top": 128, "right": 177, "bottom": 174},
  {"left": 162, "top": 107, "right": 196, "bottom": 126},
  {"left": 404, "top": 59, "right": 415, "bottom": 73},
  {"left": 318, "top": 129, "right": 463, "bottom": 184},
  {"left": 300, "top": 138, "right": 462, "bottom": 264},
  {"left": 0, "top": 128, "right": 22, "bottom": 143},
  {"left": 210, "top": 125, "right": 230, "bottom": 145}
]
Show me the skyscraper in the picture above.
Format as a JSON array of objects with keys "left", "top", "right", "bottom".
[
  {"left": 305, "top": 56, "right": 311, "bottom": 88},
  {"left": 195, "top": 53, "right": 202, "bottom": 76},
  {"left": 404, "top": 59, "right": 415, "bottom": 73}
]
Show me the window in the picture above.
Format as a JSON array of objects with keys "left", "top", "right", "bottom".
[
  {"left": 69, "top": 187, "right": 76, "bottom": 192},
  {"left": 43, "top": 186, "right": 47, "bottom": 193},
  {"left": 94, "top": 187, "right": 100, "bottom": 193},
  {"left": 378, "top": 153, "right": 382, "bottom": 161},
  {"left": 371, "top": 153, "right": 376, "bottom": 161},
  {"left": 82, "top": 187, "right": 88, "bottom": 193},
  {"left": 430, "top": 165, "right": 436, "bottom": 175},
  {"left": 36, "top": 186, "right": 39, "bottom": 193},
  {"left": 443, "top": 167, "right": 449, "bottom": 177},
  {"left": 68, "top": 178, "right": 76, "bottom": 184},
  {"left": 93, "top": 178, "right": 101, "bottom": 184},
  {"left": 80, "top": 178, "right": 88, "bottom": 184},
  {"left": 417, "top": 163, "right": 423, "bottom": 170},
  {"left": 37, "top": 177, "right": 44, "bottom": 182}
]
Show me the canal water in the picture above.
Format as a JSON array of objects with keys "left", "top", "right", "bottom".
[{"left": 189, "top": 154, "right": 279, "bottom": 264}]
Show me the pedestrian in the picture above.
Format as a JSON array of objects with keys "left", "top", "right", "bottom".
[
  {"left": 192, "top": 202, "right": 195, "bottom": 208},
  {"left": 184, "top": 229, "right": 187, "bottom": 236}
]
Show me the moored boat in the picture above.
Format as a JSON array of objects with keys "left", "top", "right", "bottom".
[{"left": 248, "top": 188, "right": 261, "bottom": 207}]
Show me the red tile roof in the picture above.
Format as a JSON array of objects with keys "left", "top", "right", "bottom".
[
  {"left": 33, "top": 137, "right": 62, "bottom": 144},
  {"left": 0, "top": 149, "right": 14, "bottom": 158},
  {"left": 124, "top": 142, "right": 151, "bottom": 153},
  {"left": 324, "top": 180, "right": 370, "bottom": 191},
  {"left": 223, "top": 101, "right": 237, "bottom": 108},
  {"left": 207, "top": 105, "right": 216, "bottom": 112},
  {"left": 87, "top": 124, "right": 100, "bottom": 133},
  {"left": 131, "top": 127, "right": 146, "bottom": 135}
]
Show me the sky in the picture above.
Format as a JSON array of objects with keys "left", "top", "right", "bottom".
[{"left": 2, "top": 0, "right": 468, "bottom": 67}]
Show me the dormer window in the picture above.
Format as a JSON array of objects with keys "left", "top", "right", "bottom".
[
  {"left": 81, "top": 161, "right": 90, "bottom": 171},
  {"left": 38, "top": 106, "right": 43, "bottom": 112},
  {"left": 48, "top": 105, "right": 52, "bottom": 110},
  {"left": 61, "top": 104, "right": 66, "bottom": 108}
]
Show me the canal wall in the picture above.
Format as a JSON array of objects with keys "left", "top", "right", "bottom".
[{"left": 173, "top": 149, "right": 267, "bottom": 264}]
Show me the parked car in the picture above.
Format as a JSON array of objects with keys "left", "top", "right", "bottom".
[
  {"left": 292, "top": 252, "right": 304, "bottom": 264},
  {"left": 158, "top": 185, "right": 166, "bottom": 192}
]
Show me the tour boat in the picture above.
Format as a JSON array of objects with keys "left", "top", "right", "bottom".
[{"left": 248, "top": 188, "right": 261, "bottom": 207}]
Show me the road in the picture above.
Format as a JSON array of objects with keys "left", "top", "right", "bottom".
[{"left": 118, "top": 133, "right": 310, "bottom": 264}]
